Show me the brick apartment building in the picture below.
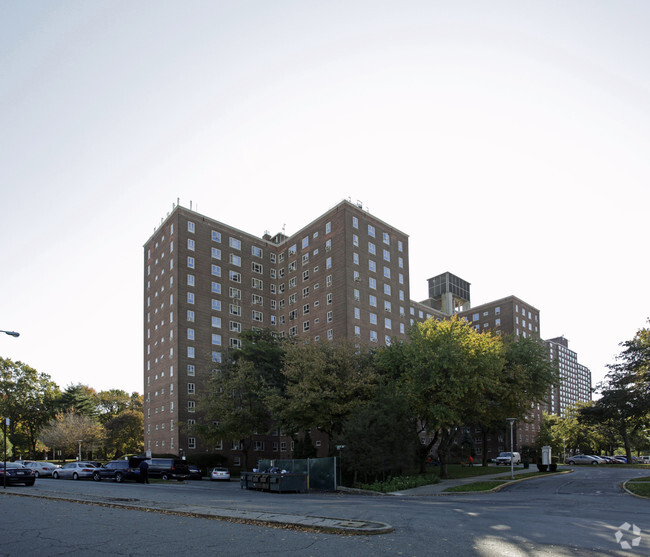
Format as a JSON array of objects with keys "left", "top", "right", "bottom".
[{"left": 143, "top": 200, "right": 589, "bottom": 466}]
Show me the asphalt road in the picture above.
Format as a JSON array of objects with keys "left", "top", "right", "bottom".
[{"left": 1, "top": 466, "right": 649, "bottom": 556}]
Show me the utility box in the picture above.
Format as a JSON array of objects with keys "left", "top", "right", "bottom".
[{"left": 542, "top": 446, "right": 552, "bottom": 466}]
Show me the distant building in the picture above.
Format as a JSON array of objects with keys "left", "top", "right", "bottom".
[{"left": 545, "top": 336, "right": 592, "bottom": 416}]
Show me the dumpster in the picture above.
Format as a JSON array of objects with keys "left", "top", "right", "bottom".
[{"left": 240, "top": 471, "right": 307, "bottom": 493}]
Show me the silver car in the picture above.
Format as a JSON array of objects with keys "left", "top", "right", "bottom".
[
  {"left": 22, "top": 461, "right": 60, "bottom": 477},
  {"left": 52, "top": 461, "right": 98, "bottom": 480},
  {"left": 566, "top": 454, "right": 601, "bottom": 465}
]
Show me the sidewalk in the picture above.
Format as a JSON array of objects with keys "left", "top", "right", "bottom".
[
  {"left": 390, "top": 465, "right": 542, "bottom": 496},
  {"left": 1, "top": 487, "right": 394, "bottom": 535}
]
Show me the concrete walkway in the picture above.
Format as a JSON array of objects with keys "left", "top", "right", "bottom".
[{"left": 390, "top": 465, "right": 549, "bottom": 496}]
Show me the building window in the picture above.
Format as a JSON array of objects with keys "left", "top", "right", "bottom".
[
  {"left": 229, "top": 237, "right": 241, "bottom": 250},
  {"left": 187, "top": 221, "right": 195, "bottom": 233},
  {"left": 188, "top": 383, "right": 195, "bottom": 394},
  {"left": 212, "top": 230, "right": 221, "bottom": 242}
]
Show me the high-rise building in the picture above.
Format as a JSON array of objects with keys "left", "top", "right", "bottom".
[
  {"left": 545, "top": 336, "right": 592, "bottom": 416},
  {"left": 143, "top": 200, "right": 589, "bottom": 464},
  {"left": 143, "top": 200, "right": 414, "bottom": 456}
]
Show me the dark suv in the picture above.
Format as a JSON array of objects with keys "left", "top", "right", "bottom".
[
  {"left": 147, "top": 458, "right": 190, "bottom": 481},
  {"left": 92, "top": 459, "right": 140, "bottom": 483}
]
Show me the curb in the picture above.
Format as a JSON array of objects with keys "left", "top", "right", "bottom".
[
  {"left": 0, "top": 489, "right": 393, "bottom": 535},
  {"left": 622, "top": 479, "right": 650, "bottom": 500},
  {"left": 440, "top": 469, "right": 574, "bottom": 494}
]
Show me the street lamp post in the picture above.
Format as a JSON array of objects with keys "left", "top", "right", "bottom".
[
  {"left": 0, "top": 330, "right": 20, "bottom": 337},
  {"left": 506, "top": 418, "right": 516, "bottom": 480},
  {"left": 3, "top": 418, "right": 9, "bottom": 489}
]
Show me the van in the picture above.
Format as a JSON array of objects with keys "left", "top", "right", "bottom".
[
  {"left": 147, "top": 458, "right": 191, "bottom": 481},
  {"left": 494, "top": 452, "right": 521, "bottom": 465}
]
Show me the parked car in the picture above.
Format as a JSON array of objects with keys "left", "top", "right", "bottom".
[
  {"left": 640, "top": 456, "right": 650, "bottom": 464},
  {"left": 613, "top": 456, "right": 628, "bottom": 464},
  {"left": 590, "top": 455, "right": 608, "bottom": 464},
  {"left": 31, "top": 461, "right": 60, "bottom": 477},
  {"left": 566, "top": 454, "right": 601, "bottom": 465},
  {"left": 0, "top": 462, "right": 36, "bottom": 486},
  {"left": 494, "top": 452, "right": 521, "bottom": 465},
  {"left": 53, "top": 461, "right": 98, "bottom": 480},
  {"left": 15, "top": 461, "right": 60, "bottom": 478},
  {"left": 147, "top": 458, "right": 191, "bottom": 481},
  {"left": 92, "top": 459, "right": 140, "bottom": 483},
  {"left": 188, "top": 465, "right": 203, "bottom": 480},
  {"left": 210, "top": 467, "right": 231, "bottom": 481}
]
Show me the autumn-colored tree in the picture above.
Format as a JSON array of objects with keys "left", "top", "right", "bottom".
[
  {"left": 38, "top": 410, "right": 105, "bottom": 459},
  {"left": 0, "top": 357, "right": 60, "bottom": 458}
]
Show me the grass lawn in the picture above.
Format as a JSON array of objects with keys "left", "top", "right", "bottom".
[
  {"left": 626, "top": 476, "right": 650, "bottom": 497},
  {"left": 443, "top": 464, "right": 520, "bottom": 479}
]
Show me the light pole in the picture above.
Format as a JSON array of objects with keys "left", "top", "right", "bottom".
[
  {"left": 3, "top": 417, "right": 9, "bottom": 489},
  {"left": 0, "top": 330, "right": 20, "bottom": 337},
  {"left": 506, "top": 418, "right": 516, "bottom": 480}
]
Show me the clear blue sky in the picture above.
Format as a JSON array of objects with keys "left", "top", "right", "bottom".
[{"left": 2, "top": 1, "right": 648, "bottom": 394}]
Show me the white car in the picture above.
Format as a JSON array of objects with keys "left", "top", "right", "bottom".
[
  {"left": 494, "top": 452, "right": 521, "bottom": 465},
  {"left": 210, "top": 467, "right": 230, "bottom": 481}
]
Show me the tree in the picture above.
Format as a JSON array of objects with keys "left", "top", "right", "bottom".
[
  {"left": 0, "top": 357, "right": 60, "bottom": 458},
  {"left": 195, "top": 329, "right": 288, "bottom": 469},
  {"left": 278, "top": 340, "right": 377, "bottom": 449},
  {"left": 336, "top": 386, "right": 419, "bottom": 485},
  {"left": 581, "top": 321, "right": 650, "bottom": 463},
  {"left": 94, "top": 389, "right": 143, "bottom": 425},
  {"left": 472, "top": 334, "right": 558, "bottom": 465},
  {"left": 382, "top": 316, "right": 505, "bottom": 478},
  {"left": 103, "top": 410, "right": 144, "bottom": 458},
  {"left": 38, "top": 410, "right": 105, "bottom": 459},
  {"left": 197, "top": 359, "right": 273, "bottom": 470},
  {"left": 58, "top": 384, "right": 98, "bottom": 416}
]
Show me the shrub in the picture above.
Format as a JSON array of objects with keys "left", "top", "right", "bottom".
[{"left": 357, "top": 473, "right": 439, "bottom": 493}]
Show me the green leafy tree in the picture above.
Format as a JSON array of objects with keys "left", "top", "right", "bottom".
[
  {"left": 580, "top": 321, "right": 650, "bottom": 462},
  {"left": 94, "top": 389, "right": 143, "bottom": 425},
  {"left": 103, "top": 409, "right": 144, "bottom": 458},
  {"left": 58, "top": 384, "right": 98, "bottom": 416},
  {"left": 382, "top": 316, "right": 505, "bottom": 478},
  {"left": 278, "top": 340, "right": 377, "bottom": 449},
  {"left": 473, "top": 334, "right": 558, "bottom": 465},
  {"left": 0, "top": 357, "right": 60, "bottom": 458},
  {"left": 197, "top": 359, "right": 272, "bottom": 470},
  {"left": 195, "top": 329, "right": 288, "bottom": 469},
  {"left": 336, "top": 385, "right": 419, "bottom": 485}
]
